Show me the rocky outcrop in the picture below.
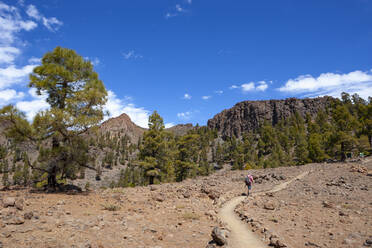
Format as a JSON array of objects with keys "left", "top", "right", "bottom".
[
  {"left": 207, "top": 96, "right": 335, "bottom": 137},
  {"left": 166, "top": 123, "right": 194, "bottom": 136}
]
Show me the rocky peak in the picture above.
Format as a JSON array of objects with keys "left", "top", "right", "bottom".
[{"left": 99, "top": 113, "right": 145, "bottom": 142}]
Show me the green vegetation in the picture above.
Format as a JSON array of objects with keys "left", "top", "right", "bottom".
[{"left": 0, "top": 47, "right": 370, "bottom": 190}]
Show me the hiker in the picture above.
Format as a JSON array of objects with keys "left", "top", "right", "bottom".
[{"left": 245, "top": 174, "right": 254, "bottom": 196}]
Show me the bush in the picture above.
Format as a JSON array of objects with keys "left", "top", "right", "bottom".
[{"left": 102, "top": 203, "right": 120, "bottom": 211}]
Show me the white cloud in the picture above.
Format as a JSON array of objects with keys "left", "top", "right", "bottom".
[
  {"left": 215, "top": 90, "right": 223, "bottom": 94},
  {"left": 231, "top": 81, "right": 269, "bottom": 92},
  {"left": 26, "top": 4, "right": 41, "bottom": 20},
  {"left": 165, "top": 12, "right": 178, "bottom": 19},
  {"left": 28, "top": 57, "right": 40, "bottom": 64},
  {"left": 278, "top": 69, "right": 372, "bottom": 100},
  {"left": 0, "top": 46, "right": 20, "bottom": 64},
  {"left": 16, "top": 88, "right": 49, "bottom": 121},
  {"left": 0, "top": 1, "right": 62, "bottom": 94},
  {"left": 256, "top": 81, "right": 268, "bottom": 91},
  {"left": 84, "top": 57, "right": 100, "bottom": 66},
  {"left": 42, "top": 17, "right": 62, "bottom": 32},
  {"left": 165, "top": 1, "right": 190, "bottom": 19},
  {"left": 104, "top": 90, "right": 150, "bottom": 128},
  {"left": 0, "top": 89, "right": 24, "bottom": 102},
  {"left": 0, "top": 2, "right": 37, "bottom": 45},
  {"left": 202, "top": 95, "right": 211, "bottom": 100},
  {"left": 183, "top": 93, "right": 192, "bottom": 100},
  {"left": 241, "top": 82, "right": 255, "bottom": 92},
  {"left": 175, "top": 4, "right": 185, "bottom": 12},
  {"left": 177, "top": 111, "right": 192, "bottom": 120},
  {"left": 0, "top": 64, "right": 36, "bottom": 89},
  {"left": 122, "top": 50, "right": 143, "bottom": 60},
  {"left": 26, "top": 4, "right": 62, "bottom": 31},
  {"left": 165, "top": 122, "right": 175, "bottom": 128}
]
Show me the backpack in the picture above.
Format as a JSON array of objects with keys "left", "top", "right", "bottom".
[{"left": 245, "top": 176, "right": 251, "bottom": 186}]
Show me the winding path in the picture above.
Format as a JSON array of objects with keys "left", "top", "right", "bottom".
[{"left": 218, "top": 171, "right": 309, "bottom": 248}]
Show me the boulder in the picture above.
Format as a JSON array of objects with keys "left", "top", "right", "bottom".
[
  {"left": 3, "top": 197, "right": 15, "bottom": 208},
  {"left": 211, "top": 227, "right": 228, "bottom": 246},
  {"left": 270, "top": 236, "right": 286, "bottom": 247}
]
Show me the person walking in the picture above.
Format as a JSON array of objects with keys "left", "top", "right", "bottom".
[{"left": 245, "top": 174, "right": 254, "bottom": 196}]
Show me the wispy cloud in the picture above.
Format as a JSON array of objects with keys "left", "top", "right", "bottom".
[
  {"left": 26, "top": 4, "right": 62, "bottom": 31},
  {"left": 278, "top": 69, "right": 372, "bottom": 100},
  {"left": 165, "top": 0, "right": 192, "bottom": 19},
  {"left": 183, "top": 93, "right": 192, "bottom": 100},
  {"left": 122, "top": 50, "right": 143, "bottom": 60},
  {"left": 230, "top": 81, "right": 269, "bottom": 92},
  {"left": 214, "top": 90, "right": 223, "bottom": 94},
  {"left": 84, "top": 57, "right": 100, "bottom": 66},
  {"left": 177, "top": 111, "right": 192, "bottom": 120},
  {"left": 165, "top": 122, "right": 175, "bottom": 128},
  {"left": 202, "top": 95, "right": 211, "bottom": 100}
]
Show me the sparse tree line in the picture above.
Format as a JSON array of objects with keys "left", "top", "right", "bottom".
[{"left": 0, "top": 46, "right": 371, "bottom": 190}]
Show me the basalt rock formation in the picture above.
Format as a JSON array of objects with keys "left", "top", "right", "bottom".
[{"left": 207, "top": 96, "right": 335, "bottom": 138}]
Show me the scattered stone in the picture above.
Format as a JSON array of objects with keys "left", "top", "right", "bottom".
[
  {"left": 4, "top": 215, "right": 25, "bottom": 225},
  {"left": 153, "top": 193, "right": 165, "bottom": 202},
  {"left": 270, "top": 236, "right": 286, "bottom": 247},
  {"left": 364, "top": 237, "right": 372, "bottom": 247},
  {"left": 211, "top": 227, "right": 228, "bottom": 246},
  {"left": 205, "top": 244, "right": 216, "bottom": 248},
  {"left": 183, "top": 191, "right": 191, "bottom": 198},
  {"left": 24, "top": 211, "right": 33, "bottom": 220},
  {"left": 305, "top": 241, "right": 321, "bottom": 247},
  {"left": 322, "top": 201, "right": 333, "bottom": 208},
  {"left": 3, "top": 197, "right": 15, "bottom": 208},
  {"left": 264, "top": 202, "right": 276, "bottom": 210},
  {"left": 14, "top": 198, "right": 24, "bottom": 210},
  {"left": 350, "top": 165, "right": 367, "bottom": 174}
]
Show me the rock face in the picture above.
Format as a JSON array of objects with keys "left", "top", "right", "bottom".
[{"left": 207, "top": 96, "right": 335, "bottom": 137}]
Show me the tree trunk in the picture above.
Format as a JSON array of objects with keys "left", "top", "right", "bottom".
[
  {"left": 341, "top": 142, "right": 346, "bottom": 161},
  {"left": 47, "top": 166, "right": 57, "bottom": 191},
  {"left": 149, "top": 176, "right": 154, "bottom": 185}
]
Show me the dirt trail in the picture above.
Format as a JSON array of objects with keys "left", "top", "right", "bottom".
[{"left": 219, "top": 171, "right": 309, "bottom": 248}]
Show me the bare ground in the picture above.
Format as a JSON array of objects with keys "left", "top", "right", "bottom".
[{"left": 0, "top": 159, "right": 371, "bottom": 248}]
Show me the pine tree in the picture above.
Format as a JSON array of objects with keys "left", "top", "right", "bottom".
[
  {"left": 138, "top": 111, "right": 175, "bottom": 184},
  {"left": 331, "top": 104, "right": 358, "bottom": 160},
  {"left": 0, "top": 47, "right": 107, "bottom": 190}
]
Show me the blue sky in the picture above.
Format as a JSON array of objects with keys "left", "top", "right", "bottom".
[{"left": 0, "top": 0, "right": 372, "bottom": 128}]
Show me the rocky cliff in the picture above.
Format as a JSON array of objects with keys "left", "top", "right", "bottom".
[{"left": 207, "top": 96, "right": 335, "bottom": 137}]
